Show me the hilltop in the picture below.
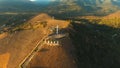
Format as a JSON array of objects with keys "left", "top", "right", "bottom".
[
  {"left": 26, "top": 12, "right": 120, "bottom": 68},
  {"left": 0, "top": 13, "right": 71, "bottom": 68},
  {"left": 23, "top": 13, "right": 77, "bottom": 68}
]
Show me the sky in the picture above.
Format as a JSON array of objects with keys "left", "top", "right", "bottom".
[{"left": 0, "top": 0, "right": 57, "bottom": 4}]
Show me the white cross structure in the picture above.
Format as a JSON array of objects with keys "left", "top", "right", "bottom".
[
  {"left": 56, "top": 25, "right": 59, "bottom": 35},
  {"left": 43, "top": 25, "right": 62, "bottom": 46}
]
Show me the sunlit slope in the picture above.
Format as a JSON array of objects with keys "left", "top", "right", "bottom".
[
  {"left": 0, "top": 13, "right": 70, "bottom": 68},
  {"left": 45, "top": 0, "right": 120, "bottom": 16},
  {"left": 75, "top": 11, "right": 120, "bottom": 28},
  {"left": 28, "top": 37, "right": 77, "bottom": 68}
]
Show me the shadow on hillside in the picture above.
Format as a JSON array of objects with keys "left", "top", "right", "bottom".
[
  {"left": 69, "top": 21, "right": 120, "bottom": 68},
  {"left": 39, "top": 48, "right": 49, "bottom": 52}
]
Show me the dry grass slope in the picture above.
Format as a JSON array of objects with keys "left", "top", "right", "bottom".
[{"left": 0, "top": 13, "right": 70, "bottom": 68}]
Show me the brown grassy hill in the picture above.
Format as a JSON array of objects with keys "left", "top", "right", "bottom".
[
  {"left": 0, "top": 13, "right": 70, "bottom": 68},
  {"left": 0, "top": 33, "right": 8, "bottom": 40},
  {"left": 27, "top": 13, "right": 52, "bottom": 23},
  {"left": 28, "top": 37, "right": 77, "bottom": 68},
  {"left": 100, "top": 11, "right": 120, "bottom": 28},
  {"left": 0, "top": 29, "right": 44, "bottom": 68},
  {"left": 76, "top": 11, "right": 120, "bottom": 19},
  {"left": 103, "top": 11, "right": 120, "bottom": 19},
  {"left": 0, "top": 13, "right": 54, "bottom": 68},
  {"left": 24, "top": 13, "right": 77, "bottom": 68},
  {"left": 26, "top": 11, "right": 120, "bottom": 68},
  {"left": 75, "top": 11, "right": 120, "bottom": 28},
  {"left": 0, "top": 53, "right": 10, "bottom": 68}
]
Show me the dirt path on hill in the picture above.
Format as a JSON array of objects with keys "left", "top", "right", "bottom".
[
  {"left": 0, "top": 29, "right": 45, "bottom": 68},
  {"left": 28, "top": 36, "right": 77, "bottom": 68}
]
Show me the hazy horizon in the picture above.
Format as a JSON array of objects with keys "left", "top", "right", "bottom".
[{"left": 0, "top": 0, "right": 120, "bottom": 16}]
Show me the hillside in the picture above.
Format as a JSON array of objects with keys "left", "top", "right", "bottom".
[
  {"left": 23, "top": 14, "right": 78, "bottom": 68},
  {"left": 28, "top": 36, "right": 77, "bottom": 68},
  {"left": 0, "top": 14, "right": 46, "bottom": 68},
  {"left": 27, "top": 12, "right": 120, "bottom": 68},
  {"left": 74, "top": 11, "right": 120, "bottom": 28},
  {"left": 0, "top": 29, "right": 45, "bottom": 68},
  {"left": 0, "top": 13, "right": 71, "bottom": 68},
  {"left": 68, "top": 21, "right": 120, "bottom": 68},
  {"left": 45, "top": 0, "right": 120, "bottom": 16},
  {"left": 66, "top": 11, "right": 120, "bottom": 68},
  {"left": 103, "top": 11, "right": 120, "bottom": 19}
]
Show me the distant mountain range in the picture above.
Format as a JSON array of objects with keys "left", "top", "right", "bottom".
[
  {"left": 45, "top": 0, "right": 120, "bottom": 16},
  {"left": 0, "top": 0, "right": 120, "bottom": 16},
  {"left": 0, "top": 0, "right": 48, "bottom": 12}
]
